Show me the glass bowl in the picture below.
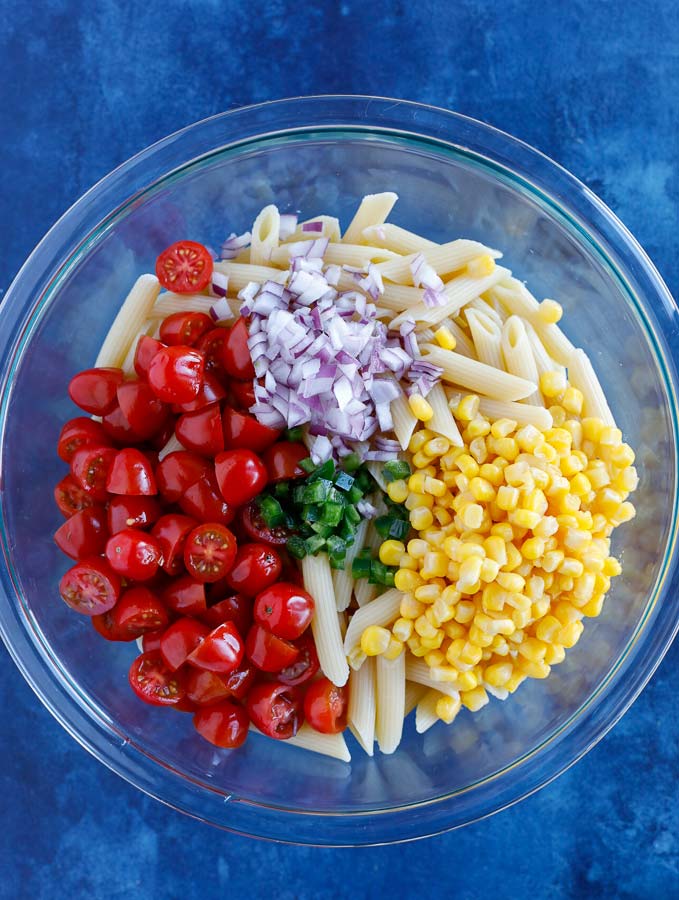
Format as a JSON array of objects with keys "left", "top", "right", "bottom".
[{"left": 1, "top": 96, "right": 678, "bottom": 846}]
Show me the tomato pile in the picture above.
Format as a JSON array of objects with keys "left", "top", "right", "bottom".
[{"left": 54, "top": 270, "right": 348, "bottom": 749}]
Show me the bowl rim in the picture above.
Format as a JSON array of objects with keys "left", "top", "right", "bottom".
[{"left": 1, "top": 94, "right": 678, "bottom": 845}]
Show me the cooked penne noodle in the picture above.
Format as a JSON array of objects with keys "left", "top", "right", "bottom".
[
  {"left": 533, "top": 320, "right": 575, "bottom": 367},
  {"left": 303, "top": 554, "right": 349, "bottom": 687},
  {"left": 353, "top": 522, "right": 384, "bottom": 609},
  {"left": 336, "top": 270, "right": 426, "bottom": 312},
  {"left": 269, "top": 242, "right": 399, "bottom": 269},
  {"left": 348, "top": 656, "right": 376, "bottom": 756},
  {"left": 120, "top": 320, "right": 157, "bottom": 375},
  {"left": 524, "top": 320, "right": 567, "bottom": 379},
  {"left": 343, "top": 192, "right": 399, "bottom": 244},
  {"left": 213, "top": 261, "right": 289, "bottom": 292},
  {"left": 405, "top": 659, "right": 461, "bottom": 698},
  {"left": 366, "top": 460, "right": 388, "bottom": 492},
  {"left": 415, "top": 689, "right": 441, "bottom": 733},
  {"left": 158, "top": 433, "right": 185, "bottom": 461},
  {"left": 362, "top": 223, "right": 437, "bottom": 255},
  {"left": 467, "top": 296, "right": 504, "bottom": 326},
  {"left": 567, "top": 348, "right": 616, "bottom": 425},
  {"left": 439, "top": 318, "right": 477, "bottom": 359},
  {"left": 284, "top": 215, "right": 342, "bottom": 243},
  {"left": 332, "top": 518, "right": 369, "bottom": 612},
  {"left": 391, "top": 389, "right": 418, "bottom": 450},
  {"left": 427, "top": 382, "right": 464, "bottom": 446},
  {"left": 476, "top": 396, "right": 554, "bottom": 429},
  {"left": 343, "top": 588, "right": 403, "bottom": 656},
  {"left": 422, "top": 344, "right": 537, "bottom": 401},
  {"left": 152, "top": 293, "right": 221, "bottom": 318},
  {"left": 95, "top": 274, "right": 160, "bottom": 368},
  {"left": 375, "top": 652, "right": 406, "bottom": 754},
  {"left": 251, "top": 723, "right": 351, "bottom": 762},
  {"left": 249, "top": 204, "right": 281, "bottom": 265},
  {"left": 375, "top": 240, "right": 502, "bottom": 285},
  {"left": 490, "top": 280, "right": 574, "bottom": 365},
  {"left": 501, "top": 316, "right": 542, "bottom": 405},
  {"left": 404, "top": 681, "right": 427, "bottom": 717},
  {"left": 466, "top": 308, "right": 504, "bottom": 370}
]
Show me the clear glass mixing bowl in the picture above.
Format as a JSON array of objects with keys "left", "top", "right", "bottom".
[{"left": 1, "top": 96, "right": 678, "bottom": 845}]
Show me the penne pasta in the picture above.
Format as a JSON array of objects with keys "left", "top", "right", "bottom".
[
  {"left": 152, "top": 293, "right": 225, "bottom": 319},
  {"left": 284, "top": 215, "right": 342, "bottom": 243},
  {"left": 476, "top": 397, "right": 554, "bottom": 430},
  {"left": 567, "top": 348, "right": 616, "bottom": 425},
  {"left": 524, "top": 320, "right": 567, "bottom": 380},
  {"left": 375, "top": 651, "right": 406, "bottom": 755},
  {"left": 348, "top": 656, "right": 376, "bottom": 756},
  {"left": 366, "top": 460, "right": 388, "bottom": 492},
  {"left": 467, "top": 296, "right": 504, "bottom": 326},
  {"left": 353, "top": 522, "right": 384, "bottom": 609},
  {"left": 362, "top": 223, "right": 437, "bottom": 255},
  {"left": 375, "top": 239, "right": 502, "bottom": 285},
  {"left": 213, "top": 261, "right": 288, "bottom": 292},
  {"left": 336, "top": 270, "right": 426, "bottom": 312},
  {"left": 343, "top": 588, "right": 403, "bottom": 656},
  {"left": 405, "top": 658, "right": 461, "bottom": 698},
  {"left": 332, "top": 518, "right": 369, "bottom": 612},
  {"left": 158, "top": 433, "right": 185, "bottom": 461},
  {"left": 490, "top": 279, "right": 574, "bottom": 365},
  {"left": 269, "top": 242, "right": 399, "bottom": 269},
  {"left": 343, "top": 192, "right": 399, "bottom": 244},
  {"left": 251, "top": 723, "right": 351, "bottom": 762},
  {"left": 95, "top": 274, "right": 160, "bottom": 368},
  {"left": 466, "top": 308, "right": 504, "bottom": 370},
  {"left": 404, "top": 681, "right": 427, "bottom": 717},
  {"left": 422, "top": 344, "right": 537, "bottom": 401},
  {"left": 439, "top": 318, "right": 477, "bottom": 359},
  {"left": 415, "top": 689, "right": 441, "bottom": 733},
  {"left": 501, "top": 316, "right": 542, "bottom": 405},
  {"left": 120, "top": 320, "right": 156, "bottom": 376},
  {"left": 391, "top": 389, "right": 418, "bottom": 450},
  {"left": 249, "top": 204, "right": 281, "bottom": 266},
  {"left": 426, "top": 382, "right": 463, "bottom": 446},
  {"left": 303, "top": 554, "right": 349, "bottom": 687}
]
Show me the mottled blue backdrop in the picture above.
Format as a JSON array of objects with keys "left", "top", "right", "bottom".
[{"left": 2, "top": 1, "right": 678, "bottom": 897}]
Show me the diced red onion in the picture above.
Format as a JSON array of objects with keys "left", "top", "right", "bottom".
[
  {"left": 363, "top": 451, "right": 398, "bottom": 462},
  {"left": 286, "top": 238, "right": 329, "bottom": 259},
  {"left": 210, "top": 271, "right": 229, "bottom": 298},
  {"left": 302, "top": 221, "right": 323, "bottom": 233},
  {"left": 220, "top": 231, "right": 251, "bottom": 260},
  {"left": 209, "top": 297, "right": 233, "bottom": 323},
  {"left": 375, "top": 437, "right": 401, "bottom": 453},
  {"left": 356, "top": 499, "right": 378, "bottom": 518},
  {"left": 423, "top": 287, "right": 445, "bottom": 308},
  {"left": 410, "top": 253, "right": 444, "bottom": 291},
  {"left": 311, "top": 435, "right": 333, "bottom": 464}
]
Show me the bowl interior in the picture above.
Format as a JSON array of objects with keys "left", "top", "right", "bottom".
[{"left": 1, "top": 127, "right": 676, "bottom": 825}]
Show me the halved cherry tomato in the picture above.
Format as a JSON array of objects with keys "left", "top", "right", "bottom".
[
  {"left": 151, "top": 513, "right": 197, "bottom": 576},
  {"left": 215, "top": 449, "right": 267, "bottom": 507},
  {"left": 196, "top": 328, "right": 229, "bottom": 383},
  {"left": 116, "top": 382, "right": 169, "bottom": 440},
  {"left": 129, "top": 651, "right": 187, "bottom": 706},
  {"left": 253, "top": 582, "right": 314, "bottom": 640},
  {"left": 176, "top": 404, "right": 224, "bottom": 457},
  {"left": 150, "top": 418, "right": 177, "bottom": 451},
  {"left": 155, "top": 450, "right": 211, "bottom": 503},
  {"left": 225, "top": 543, "right": 282, "bottom": 596},
  {"left": 247, "top": 682, "right": 303, "bottom": 740},
  {"left": 71, "top": 445, "right": 118, "bottom": 501},
  {"left": 173, "top": 373, "right": 226, "bottom": 413},
  {"left": 222, "top": 662, "right": 256, "bottom": 701},
  {"left": 178, "top": 473, "right": 234, "bottom": 525},
  {"left": 193, "top": 701, "right": 249, "bottom": 748},
  {"left": 186, "top": 668, "right": 232, "bottom": 706},
  {"left": 245, "top": 624, "right": 299, "bottom": 672},
  {"left": 141, "top": 628, "right": 165, "bottom": 652},
  {"left": 222, "top": 407, "right": 281, "bottom": 453},
  {"left": 55, "top": 474, "right": 97, "bottom": 518},
  {"left": 107, "top": 495, "right": 162, "bottom": 534},
  {"left": 155, "top": 240, "right": 213, "bottom": 294},
  {"left": 134, "top": 335, "right": 165, "bottom": 380},
  {"left": 106, "top": 448, "right": 158, "bottom": 496},
  {"left": 162, "top": 575, "right": 207, "bottom": 616},
  {"left": 187, "top": 621, "right": 244, "bottom": 673},
  {"left": 59, "top": 557, "right": 121, "bottom": 615},
  {"left": 92, "top": 609, "right": 131, "bottom": 641},
  {"left": 239, "top": 500, "right": 289, "bottom": 546},
  {"left": 229, "top": 379, "right": 256, "bottom": 411},
  {"left": 160, "top": 618, "right": 210, "bottom": 670},
  {"left": 183, "top": 523, "right": 237, "bottom": 583},
  {"left": 201, "top": 592, "right": 252, "bottom": 635},
  {"left": 222, "top": 318, "right": 255, "bottom": 380},
  {"left": 111, "top": 586, "right": 169, "bottom": 638},
  {"left": 102, "top": 404, "right": 142, "bottom": 444},
  {"left": 68, "top": 367, "right": 124, "bottom": 415},
  {"left": 105, "top": 528, "right": 163, "bottom": 581},
  {"left": 54, "top": 506, "right": 108, "bottom": 560},
  {"left": 262, "top": 442, "right": 309, "bottom": 483},
  {"left": 57, "top": 417, "right": 111, "bottom": 463},
  {"left": 160, "top": 312, "right": 213, "bottom": 347},
  {"left": 278, "top": 632, "right": 320, "bottom": 686},
  {"left": 148, "top": 346, "right": 205, "bottom": 405},
  {"left": 304, "top": 677, "right": 348, "bottom": 734}
]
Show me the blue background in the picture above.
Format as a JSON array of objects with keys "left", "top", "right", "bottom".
[{"left": 2, "top": 1, "right": 679, "bottom": 896}]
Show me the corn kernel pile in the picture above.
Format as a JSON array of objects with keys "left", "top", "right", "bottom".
[{"left": 370, "top": 377, "right": 638, "bottom": 725}]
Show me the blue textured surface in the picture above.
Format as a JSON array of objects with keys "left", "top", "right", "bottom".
[{"left": 2, "top": 0, "right": 679, "bottom": 896}]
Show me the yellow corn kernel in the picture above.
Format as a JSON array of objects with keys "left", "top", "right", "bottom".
[
  {"left": 518, "top": 637, "right": 547, "bottom": 662},
  {"left": 515, "top": 424, "right": 544, "bottom": 453},
  {"left": 520, "top": 536, "right": 544, "bottom": 560},
  {"left": 538, "top": 298, "right": 563, "bottom": 324},
  {"left": 553, "top": 601, "right": 582, "bottom": 626},
  {"left": 412, "top": 450, "right": 434, "bottom": 470},
  {"left": 399, "top": 593, "right": 425, "bottom": 620},
  {"left": 492, "top": 436, "right": 520, "bottom": 461},
  {"left": 483, "top": 535, "right": 508, "bottom": 566},
  {"left": 464, "top": 418, "right": 492, "bottom": 442},
  {"left": 558, "top": 620, "right": 584, "bottom": 648},
  {"left": 424, "top": 436, "right": 450, "bottom": 457},
  {"left": 535, "top": 615, "right": 561, "bottom": 642},
  {"left": 379, "top": 539, "right": 406, "bottom": 567},
  {"left": 558, "top": 557, "right": 585, "bottom": 578},
  {"left": 531, "top": 597, "right": 550, "bottom": 620},
  {"left": 582, "top": 594, "right": 605, "bottom": 617},
  {"left": 497, "top": 485, "right": 520, "bottom": 511},
  {"left": 429, "top": 665, "right": 460, "bottom": 684},
  {"left": 408, "top": 471, "right": 427, "bottom": 494},
  {"left": 491, "top": 418, "right": 518, "bottom": 439},
  {"left": 408, "top": 429, "right": 432, "bottom": 453},
  {"left": 420, "top": 632, "right": 444, "bottom": 650},
  {"left": 481, "top": 583, "right": 506, "bottom": 613},
  {"left": 406, "top": 539, "right": 428, "bottom": 560},
  {"left": 414, "top": 614, "right": 439, "bottom": 640},
  {"left": 410, "top": 507, "right": 434, "bottom": 531},
  {"left": 548, "top": 405, "right": 567, "bottom": 427},
  {"left": 445, "top": 637, "right": 465, "bottom": 662},
  {"left": 432, "top": 506, "right": 452, "bottom": 527},
  {"left": 461, "top": 685, "right": 489, "bottom": 711},
  {"left": 615, "top": 466, "right": 639, "bottom": 492},
  {"left": 610, "top": 443, "right": 635, "bottom": 469},
  {"left": 455, "top": 453, "right": 480, "bottom": 478},
  {"left": 503, "top": 542, "right": 523, "bottom": 571},
  {"left": 424, "top": 650, "right": 445, "bottom": 668},
  {"left": 398, "top": 553, "right": 417, "bottom": 572},
  {"left": 534, "top": 516, "right": 558, "bottom": 539},
  {"left": 409, "top": 393, "right": 434, "bottom": 422},
  {"left": 496, "top": 572, "right": 525, "bottom": 592},
  {"left": 610, "top": 502, "right": 636, "bottom": 525},
  {"left": 457, "top": 555, "right": 483, "bottom": 591},
  {"left": 540, "top": 370, "right": 567, "bottom": 398},
  {"left": 360, "top": 625, "right": 391, "bottom": 656},
  {"left": 467, "top": 476, "right": 494, "bottom": 503},
  {"left": 491, "top": 636, "right": 510, "bottom": 656},
  {"left": 478, "top": 558, "right": 499, "bottom": 583},
  {"left": 460, "top": 502, "right": 484, "bottom": 530},
  {"left": 382, "top": 637, "right": 404, "bottom": 660},
  {"left": 479, "top": 462, "right": 504, "bottom": 486},
  {"left": 599, "top": 426, "right": 623, "bottom": 447},
  {"left": 455, "top": 394, "right": 481, "bottom": 422},
  {"left": 523, "top": 490, "right": 548, "bottom": 516},
  {"left": 484, "top": 661, "right": 513, "bottom": 687},
  {"left": 452, "top": 599, "right": 475, "bottom": 625},
  {"left": 508, "top": 508, "right": 542, "bottom": 530},
  {"left": 544, "top": 643, "right": 566, "bottom": 665},
  {"left": 505, "top": 672, "right": 527, "bottom": 693},
  {"left": 467, "top": 253, "right": 496, "bottom": 278},
  {"left": 430, "top": 597, "right": 454, "bottom": 625},
  {"left": 407, "top": 635, "right": 427, "bottom": 657},
  {"left": 603, "top": 556, "right": 622, "bottom": 577},
  {"left": 405, "top": 491, "right": 433, "bottom": 511},
  {"left": 415, "top": 583, "right": 441, "bottom": 604},
  {"left": 436, "top": 694, "right": 462, "bottom": 724},
  {"left": 423, "top": 476, "right": 446, "bottom": 498},
  {"left": 475, "top": 613, "right": 515, "bottom": 637},
  {"left": 392, "top": 617, "right": 414, "bottom": 642},
  {"left": 468, "top": 437, "right": 489, "bottom": 465},
  {"left": 457, "top": 670, "right": 480, "bottom": 692},
  {"left": 385, "top": 478, "right": 408, "bottom": 506},
  {"left": 460, "top": 642, "right": 483, "bottom": 666},
  {"left": 561, "top": 386, "right": 584, "bottom": 415},
  {"left": 467, "top": 624, "right": 494, "bottom": 647},
  {"left": 518, "top": 658, "right": 551, "bottom": 679},
  {"left": 434, "top": 325, "right": 457, "bottom": 351},
  {"left": 420, "top": 551, "right": 448, "bottom": 580}
]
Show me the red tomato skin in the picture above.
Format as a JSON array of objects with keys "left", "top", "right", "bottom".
[
  {"left": 175, "top": 404, "right": 224, "bottom": 457},
  {"left": 54, "top": 506, "right": 108, "bottom": 560},
  {"left": 57, "top": 417, "right": 111, "bottom": 463},
  {"left": 155, "top": 240, "right": 213, "bottom": 294},
  {"left": 101, "top": 405, "right": 143, "bottom": 444},
  {"left": 134, "top": 335, "right": 165, "bottom": 380},
  {"left": 107, "top": 495, "right": 162, "bottom": 534},
  {"left": 129, "top": 651, "right": 187, "bottom": 706},
  {"left": 262, "top": 442, "right": 309, "bottom": 482},
  {"left": 238, "top": 501, "right": 289, "bottom": 546},
  {"left": 185, "top": 668, "right": 232, "bottom": 706},
  {"left": 92, "top": 609, "right": 132, "bottom": 641},
  {"left": 147, "top": 346, "right": 205, "bottom": 405},
  {"left": 105, "top": 529, "right": 163, "bottom": 581},
  {"left": 183, "top": 523, "right": 237, "bottom": 583},
  {"left": 160, "top": 618, "right": 210, "bottom": 670},
  {"left": 222, "top": 407, "right": 281, "bottom": 454},
  {"left": 155, "top": 451, "right": 211, "bottom": 503},
  {"left": 187, "top": 621, "right": 245, "bottom": 673},
  {"left": 222, "top": 662, "right": 257, "bottom": 701},
  {"left": 151, "top": 514, "right": 198, "bottom": 576},
  {"left": 162, "top": 575, "right": 207, "bottom": 617},
  {"left": 173, "top": 373, "right": 227, "bottom": 413},
  {"left": 225, "top": 543, "right": 282, "bottom": 597},
  {"left": 193, "top": 701, "right": 249, "bottom": 748},
  {"left": 214, "top": 449, "right": 267, "bottom": 507},
  {"left": 141, "top": 628, "right": 165, "bottom": 652},
  {"left": 246, "top": 682, "right": 304, "bottom": 740},
  {"left": 68, "top": 368, "right": 124, "bottom": 415},
  {"left": 201, "top": 592, "right": 252, "bottom": 635},
  {"left": 116, "top": 382, "right": 169, "bottom": 440},
  {"left": 111, "top": 586, "right": 169, "bottom": 637},
  {"left": 106, "top": 448, "right": 158, "bottom": 496},
  {"left": 229, "top": 379, "right": 256, "bottom": 411},
  {"left": 245, "top": 624, "right": 299, "bottom": 673},
  {"left": 222, "top": 318, "right": 255, "bottom": 380},
  {"left": 253, "top": 582, "right": 315, "bottom": 640},
  {"left": 160, "top": 312, "right": 213, "bottom": 347},
  {"left": 303, "top": 678, "right": 348, "bottom": 734},
  {"left": 59, "top": 557, "right": 122, "bottom": 615},
  {"left": 277, "top": 632, "right": 320, "bottom": 686},
  {"left": 178, "top": 473, "right": 235, "bottom": 526},
  {"left": 55, "top": 474, "right": 97, "bottom": 518},
  {"left": 70, "top": 445, "right": 118, "bottom": 501},
  {"left": 196, "top": 328, "right": 229, "bottom": 383}
]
